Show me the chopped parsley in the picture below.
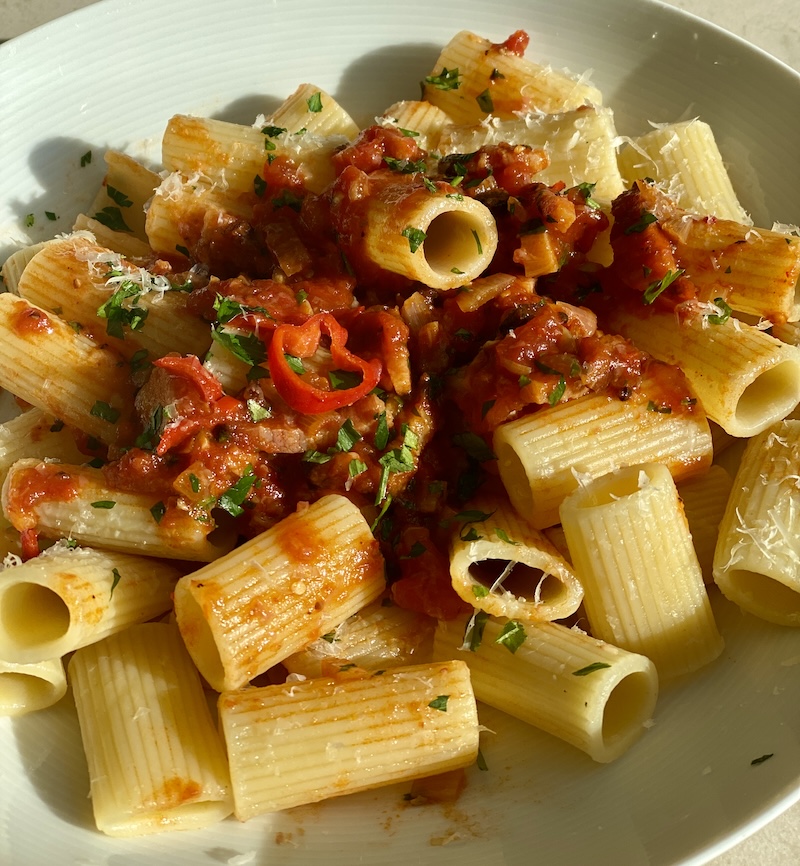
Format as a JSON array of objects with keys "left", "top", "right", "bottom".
[
  {"left": 90, "top": 401, "right": 120, "bottom": 424},
  {"left": 643, "top": 269, "right": 683, "bottom": 304},
  {"left": 707, "top": 297, "right": 732, "bottom": 325},
  {"left": 91, "top": 500, "right": 116, "bottom": 509},
  {"left": 150, "top": 501, "right": 166, "bottom": 524},
  {"left": 494, "top": 528, "right": 518, "bottom": 546},
  {"left": 80, "top": 150, "right": 93, "bottom": 167},
  {"left": 401, "top": 225, "right": 426, "bottom": 254},
  {"left": 751, "top": 753, "right": 774, "bottom": 766},
  {"left": 92, "top": 206, "right": 131, "bottom": 232},
  {"left": 476, "top": 89, "right": 494, "bottom": 113},
  {"left": 573, "top": 182, "right": 600, "bottom": 209},
  {"left": 428, "top": 695, "right": 450, "bottom": 712},
  {"left": 106, "top": 186, "right": 133, "bottom": 209},
  {"left": 573, "top": 662, "right": 611, "bottom": 676},
  {"left": 423, "top": 67, "right": 461, "bottom": 91},
  {"left": 329, "top": 369, "right": 362, "bottom": 391},
  {"left": 247, "top": 399, "right": 272, "bottom": 422},
  {"left": 495, "top": 619, "right": 526, "bottom": 653},
  {"left": 110, "top": 568, "right": 122, "bottom": 597},
  {"left": 383, "top": 156, "right": 427, "bottom": 174},
  {"left": 216, "top": 466, "right": 257, "bottom": 517},
  {"left": 96, "top": 281, "right": 149, "bottom": 338},
  {"left": 373, "top": 412, "right": 390, "bottom": 450},
  {"left": 271, "top": 189, "right": 304, "bottom": 212},
  {"left": 452, "top": 431, "right": 496, "bottom": 462},
  {"left": 210, "top": 326, "right": 267, "bottom": 365},
  {"left": 462, "top": 610, "right": 489, "bottom": 651},
  {"left": 306, "top": 91, "right": 323, "bottom": 113},
  {"left": 624, "top": 211, "right": 658, "bottom": 235},
  {"left": 253, "top": 174, "right": 267, "bottom": 197}
]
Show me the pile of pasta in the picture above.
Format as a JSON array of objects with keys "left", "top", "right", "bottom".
[{"left": 1, "top": 27, "right": 800, "bottom": 837}]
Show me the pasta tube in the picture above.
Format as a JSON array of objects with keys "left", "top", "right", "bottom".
[
  {"left": 0, "top": 543, "right": 181, "bottom": 664},
  {"left": 493, "top": 392, "right": 712, "bottom": 529},
  {"left": 661, "top": 217, "right": 800, "bottom": 324},
  {"left": 421, "top": 30, "right": 601, "bottom": 123},
  {"left": 433, "top": 614, "right": 658, "bottom": 763},
  {"left": 361, "top": 179, "right": 498, "bottom": 289},
  {"left": 559, "top": 463, "right": 724, "bottom": 679},
  {"left": 2, "top": 459, "right": 235, "bottom": 562},
  {"left": 439, "top": 106, "right": 624, "bottom": 205},
  {"left": 0, "top": 657, "right": 67, "bottom": 717},
  {"left": 448, "top": 495, "right": 583, "bottom": 622},
  {"left": 87, "top": 150, "right": 161, "bottom": 241},
  {"left": 174, "top": 494, "right": 386, "bottom": 691},
  {"left": 69, "top": 622, "right": 232, "bottom": 836},
  {"left": 617, "top": 119, "right": 750, "bottom": 223},
  {"left": 282, "top": 596, "right": 436, "bottom": 678},
  {"left": 15, "top": 235, "right": 211, "bottom": 360},
  {"left": 218, "top": 659, "right": 478, "bottom": 818},
  {"left": 713, "top": 420, "right": 800, "bottom": 625},
  {"left": 677, "top": 464, "right": 734, "bottom": 583},
  {"left": 608, "top": 308, "right": 800, "bottom": 437},
  {"left": 0, "top": 239, "right": 49, "bottom": 292},
  {"left": 0, "top": 294, "right": 136, "bottom": 446}
]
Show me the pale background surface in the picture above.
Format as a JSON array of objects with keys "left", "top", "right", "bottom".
[{"left": 1, "top": 1, "right": 799, "bottom": 863}]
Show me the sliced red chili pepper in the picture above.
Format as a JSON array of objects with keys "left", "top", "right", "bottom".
[
  {"left": 268, "top": 312, "right": 382, "bottom": 414},
  {"left": 153, "top": 355, "right": 225, "bottom": 404}
]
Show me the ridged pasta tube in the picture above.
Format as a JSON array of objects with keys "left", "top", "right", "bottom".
[
  {"left": 433, "top": 613, "right": 658, "bottom": 763},
  {"left": 219, "top": 659, "right": 478, "bottom": 818},
  {"left": 559, "top": 462, "right": 724, "bottom": 679},
  {"left": 713, "top": 420, "right": 800, "bottom": 625},
  {"left": 0, "top": 544, "right": 181, "bottom": 663},
  {"left": 174, "top": 494, "right": 386, "bottom": 691},
  {"left": 69, "top": 622, "right": 232, "bottom": 836}
]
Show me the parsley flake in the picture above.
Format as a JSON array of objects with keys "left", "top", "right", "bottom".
[
  {"left": 573, "top": 662, "right": 612, "bottom": 676},
  {"left": 643, "top": 269, "right": 683, "bottom": 304},
  {"left": 476, "top": 89, "right": 494, "bottom": 113},
  {"left": 495, "top": 619, "right": 526, "bottom": 653},
  {"left": 423, "top": 67, "right": 461, "bottom": 91},
  {"left": 90, "top": 401, "right": 120, "bottom": 424},
  {"left": 707, "top": 297, "right": 733, "bottom": 325},
  {"left": 401, "top": 225, "right": 426, "bottom": 254},
  {"left": 428, "top": 695, "right": 450, "bottom": 712},
  {"left": 624, "top": 211, "right": 658, "bottom": 235}
]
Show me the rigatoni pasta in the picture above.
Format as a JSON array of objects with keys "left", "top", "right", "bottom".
[
  {"left": 433, "top": 614, "right": 658, "bottom": 763},
  {"left": 559, "top": 463, "right": 724, "bottom": 679},
  {"left": 0, "top": 543, "right": 181, "bottom": 663},
  {"left": 219, "top": 659, "right": 478, "bottom": 818},
  {"left": 2, "top": 22, "right": 799, "bottom": 846},
  {"left": 713, "top": 420, "right": 800, "bottom": 626},
  {"left": 174, "top": 494, "right": 385, "bottom": 691},
  {"left": 69, "top": 622, "right": 232, "bottom": 836}
]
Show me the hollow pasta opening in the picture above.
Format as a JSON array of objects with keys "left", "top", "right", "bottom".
[
  {"left": 468, "top": 558, "right": 565, "bottom": 605},
  {"left": 736, "top": 362, "right": 800, "bottom": 434},
  {"left": 0, "top": 583, "right": 70, "bottom": 649},
  {"left": 726, "top": 568, "right": 800, "bottom": 622},
  {"left": 423, "top": 211, "right": 487, "bottom": 278},
  {"left": 0, "top": 671, "right": 53, "bottom": 711},
  {"left": 602, "top": 669, "right": 654, "bottom": 745},
  {"left": 175, "top": 587, "right": 226, "bottom": 690},
  {"left": 493, "top": 439, "right": 536, "bottom": 517}
]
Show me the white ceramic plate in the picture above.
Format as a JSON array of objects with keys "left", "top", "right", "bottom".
[{"left": 2, "top": 1, "right": 800, "bottom": 864}]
